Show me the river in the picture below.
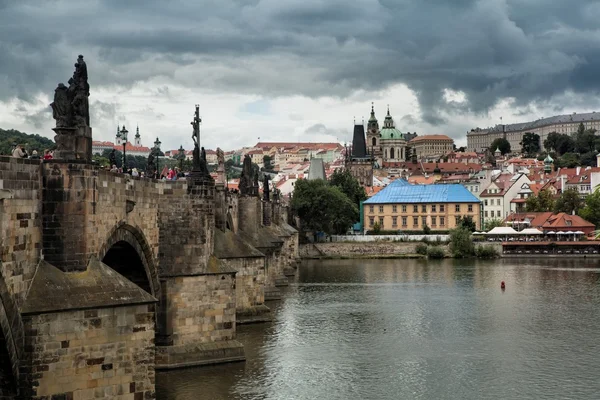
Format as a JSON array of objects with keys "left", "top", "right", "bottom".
[{"left": 156, "top": 258, "right": 600, "bottom": 399}]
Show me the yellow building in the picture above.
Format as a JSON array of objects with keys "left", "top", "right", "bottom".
[
  {"left": 409, "top": 135, "right": 454, "bottom": 159},
  {"left": 362, "top": 179, "right": 482, "bottom": 231}
]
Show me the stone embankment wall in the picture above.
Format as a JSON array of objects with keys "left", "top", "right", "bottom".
[{"left": 300, "top": 242, "right": 437, "bottom": 258}]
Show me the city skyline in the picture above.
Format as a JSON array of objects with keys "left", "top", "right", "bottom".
[{"left": 2, "top": 1, "right": 600, "bottom": 152}]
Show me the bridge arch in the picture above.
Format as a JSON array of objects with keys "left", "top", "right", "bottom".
[{"left": 98, "top": 222, "right": 160, "bottom": 297}]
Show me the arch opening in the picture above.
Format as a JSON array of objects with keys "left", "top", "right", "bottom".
[
  {"left": 371, "top": 137, "right": 376, "bottom": 147},
  {"left": 390, "top": 147, "right": 395, "bottom": 159},
  {"left": 102, "top": 240, "right": 152, "bottom": 294}
]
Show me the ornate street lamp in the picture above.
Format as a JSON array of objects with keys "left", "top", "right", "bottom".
[
  {"left": 120, "top": 125, "right": 128, "bottom": 173},
  {"left": 154, "top": 137, "right": 161, "bottom": 178},
  {"left": 178, "top": 145, "right": 185, "bottom": 171}
]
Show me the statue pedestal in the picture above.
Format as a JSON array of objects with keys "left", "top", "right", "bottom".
[{"left": 52, "top": 126, "right": 92, "bottom": 162}]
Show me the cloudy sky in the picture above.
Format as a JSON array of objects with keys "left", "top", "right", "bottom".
[{"left": 2, "top": 0, "right": 600, "bottom": 152}]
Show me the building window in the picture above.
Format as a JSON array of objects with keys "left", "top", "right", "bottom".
[
  {"left": 440, "top": 204, "right": 445, "bottom": 212},
  {"left": 392, "top": 205, "right": 397, "bottom": 213},
  {"left": 413, "top": 205, "right": 418, "bottom": 213},
  {"left": 497, "top": 199, "right": 501, "bottom": 206},
  {"left": 485, "top": 211, "right": 488, "bottom": 217},
  {"left": 379, "top": 205, "right": 384, "bottom": 213},
  {"left": 432, "top": 205, "right": 437, "bottom": 212},
  {"left": 440, "top": 217, "right": 445, "bottom": 227},
  {"left": 455, "top": 204, "right": 460, "bottom": 213},
  {"left": 369, "top": 205, "right": 374, "bottom": 213},
  {"left": 496, "top": 210, "right": 501, "bottom": 217},
  {"left": 413, "top": 217, "right": 418, "bottom": 227},
  {"left": 402, "top": 205, "right": 407, "bottom": 213},
  {"left": 379, "top": 217, "right": 384, "bottom": 228},
  {"left": 402, "top": 216, "right": 407, "bottom": 227},
  {"left": 468, "top": 204, "right": 473, "bottom": 212},
  {"left": 484, "top": 200, "right": 488, "bottom": 206},
  {"left": 369, "top": 217, "right": 374, "bottom": 226},
  {"left": 431, "top": 216, "right": 437, "bottom": 226},
  {"left": 455, "top": 216, "right": 460, "bottom": 225},
  {"left": 422, "top": 205, "right": 427, "bottom": 213},
  {"left": 392, "top": 216, "right": 398, "bottom": 227},
  {"left": 422, "top": 216, "right": 427, "bottom": 226}
]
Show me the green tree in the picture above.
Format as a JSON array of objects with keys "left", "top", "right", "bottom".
[
  {"left": 580, "top": 152, "right": 597, "bottom": 167},
  {"left": 457, "top": 215, "right": 476, "bottom": 232},
  {"left": 543, "top": 132, "right": 561, "bottom": 152},
  {"left": 526, "top": 189, "right": 556, "bottom": 212},
  {"left": 328, "top": 169, "right": 367, "bottom": 208},
  {"left": 490, "top": 138, "right": 511, "bottom": 155},
  {"left": 263, "top": 155, "right": 273, "bottom": 170},
  {"left": 520, "top": 132, "right": 540, "bottom": 155},
  {"left": 449, "top": 227, "right": 475, "bottom": 258},
  {"left": 0, "top": 128, "right": 55, "bottom": 155},
  {"left": 484, "top": 218, "right": 504, "bottom": 231},
  {"left": 554, "top": 188, "right": 583, "bottom": 214},
  {"left": 556, "top": 152, "right": 580, "bottom": 168},
  {"left": 579, "top": 189, "right": 600, "bottom": 228},
  {"left": 291, "top": 179, "right": 358, "bottom": 235},
  {"left": 575, "top": 128, "right": 597, "bottom": 154}
]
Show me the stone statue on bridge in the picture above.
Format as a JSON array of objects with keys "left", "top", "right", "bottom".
[
  {"left": 263, "top": 175, "right": 270, "bottom": 201},
  {"left": 239, "top": 154, "right": 258, "bottom": 196},
  {"left": 188, "top": 105, "right": 211, "bottom": 183},
  {"left": 49, "top": 55, "right": 92, "bottom": 161},
  {"left": 146, "top": 149, "right": 156, "bottom": 176}
]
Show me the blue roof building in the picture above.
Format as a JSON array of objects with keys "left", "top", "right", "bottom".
[{"left": 363, "top": 179, "right": 482, "bottom": 232}]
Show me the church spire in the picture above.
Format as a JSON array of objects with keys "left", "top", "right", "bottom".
[
  {"left": 384, "top": 106, "right": 395, "bottom": 129},
  {"left": 367, "top": 102, "right": 379, "bottom": 132},
  {"left": 134, "top": 124, "right": 141, "bottom": 146}
]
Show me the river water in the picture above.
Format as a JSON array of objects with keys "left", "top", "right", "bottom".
[{"left": 156, "top": 258, "right": 600, "bottom": 400}]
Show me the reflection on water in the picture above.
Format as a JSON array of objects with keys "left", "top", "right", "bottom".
[{"left": 157, "top": 258, "right": 600, "bottom": 400}]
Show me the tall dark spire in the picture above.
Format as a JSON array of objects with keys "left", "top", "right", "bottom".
[{"left": 351, "top": 123, "right": 367, "bottom": 158}]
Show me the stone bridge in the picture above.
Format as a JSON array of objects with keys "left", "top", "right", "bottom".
[{"left": 0, "top": 153, "right": 298, "bottom": 398}]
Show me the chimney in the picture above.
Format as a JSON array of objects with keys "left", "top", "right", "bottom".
[{"left": 560, "top": 175, "right": 566, "bottom": 192}]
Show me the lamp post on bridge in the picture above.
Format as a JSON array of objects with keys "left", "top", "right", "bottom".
[
  {"left": 178, "top": 145, "right": 185, "bottom": 171},
  {"left": 154, "top": 137, "right": 161, "bottom": 178},
  {"left": 120, "top": 125, "right": 128, "bottom": 173}
]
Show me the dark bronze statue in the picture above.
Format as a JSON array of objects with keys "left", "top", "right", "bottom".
[
  {"left": 146, "top": 149, "right": 156, "bottom": 176},
  {"left": 50, "top": 55, "right": 90, "bottom": 129},
  {"left": 109, "top": 149, "right": 116, "bottom": 167},
  {"left": 263, "top": 174, "right": 270, "bottom": 201},
  {"left": 239, "top": 155, "right": 257, "bottom": 196}
]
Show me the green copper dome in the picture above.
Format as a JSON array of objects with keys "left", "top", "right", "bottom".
[
  {"left": 544, "top": 154, "right": 554, "bottom": 163},
  {"left": 380, "top": 106, "right": 405, "bottom": 140}
]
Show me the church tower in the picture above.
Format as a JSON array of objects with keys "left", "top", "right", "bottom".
[
  {"left": 366, "top": 103, "right": 382, "bottom": 167},
  {"left": 115, "top": 125, "right": 122, "bottom": 145},
  {"left": 135, "top": 125, "right": 141, "bottom": 146}
]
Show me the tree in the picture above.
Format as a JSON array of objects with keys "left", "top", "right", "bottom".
[
  {"left": 556, "top": 152, "right": 580, "bottom": 168},
  {"left": 520, "top": 132, "right": 540, "bottom": 155},
  {"left": 490, "top": 138, "right": 511, "bottom": 155},
  {"left": 526, "top": 189, "right": 556, "bottom": 212},
  {"left": 543, "top": 132, "right": 561, "bottom": 152},
  {"left": 574, "top": 128, "right": 597, "bottom": 154},
  {"left": 449, "top": 227, "right": 475, "bottom": 258},
  {"left": 0, "top": 128, "right": 54, "bottom": 155},
  {"left": 554, "top": 188, "right": 583, "bottom": 214},
  {"left": 581, "top": 189, "right": 600, "bottom": 229},
  {"left": 457, "top": 216, "right": 476, "bottom": 232},
  {"left": 580, "top": 152, "right": 597, "bottom": 167},
  {"left": 484, "top": 218, "right": 504, "bottom": 231},
  {"left": 291, "top": 179, "right": 358, "bottom": 235},
  {"left": 263, "top": 155, "right": 273, "bottom": 170},
  {"left": 328, "top": 169, "right": 367, "bottom": 208}
]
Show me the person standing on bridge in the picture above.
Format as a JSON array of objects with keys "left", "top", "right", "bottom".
[{"left": 12, "top": 144, "right": 27, "bottom": 158}]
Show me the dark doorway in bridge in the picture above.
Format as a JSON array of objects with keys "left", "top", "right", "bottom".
[{"left": 102, "top": 241, "right": 152, "bottom": 294}]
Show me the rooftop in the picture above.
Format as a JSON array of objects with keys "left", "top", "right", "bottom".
[
  {"left": 363, "top": 179, "right": 480, "bottom": 204},
  {"left": 409, "top": 135, "right": 453, "bottom": 142}
]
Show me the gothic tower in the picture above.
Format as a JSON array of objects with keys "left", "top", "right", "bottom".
[
  {"left": 135, "top": 125, "right": 141, "bottom": 146},
  {"left": 366, "top": 103, "right": 382, "bottom": 167}
]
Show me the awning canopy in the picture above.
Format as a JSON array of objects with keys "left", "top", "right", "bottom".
[
  {"left": 519, "top": 228, "right": 544, "bottom": 235},
  {"left": 546, "top": 231, "right": 556, "bottom": 234},
  {"left": 574, "top": 231, "right": 585, "bottom": 234},
  {"left": 485, "top": 226, "right": 518, "bottom": 235}
]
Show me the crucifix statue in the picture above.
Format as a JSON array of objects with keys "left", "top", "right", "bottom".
[{"left": 191, "top": 104, "right": 201, "bottom": 170}]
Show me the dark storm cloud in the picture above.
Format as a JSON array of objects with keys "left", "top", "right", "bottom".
[{"left": 1, "top": 0, "right": 600, "bottom": 124}]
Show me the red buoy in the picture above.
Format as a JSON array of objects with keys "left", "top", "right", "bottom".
[{"left": 501, "top": 281, "right": 506, "bottom": 290}]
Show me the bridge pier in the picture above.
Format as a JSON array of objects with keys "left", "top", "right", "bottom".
[{"left": 155, "top": 178, "right": 245, "bottom": 369}]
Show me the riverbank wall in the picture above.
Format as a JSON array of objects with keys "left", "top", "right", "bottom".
[
  {"left": 300, "top": 242, "right": 504, "bottom": 259},
  {"left": 300, "top": 242, "right": 442, "bottom": 259}
]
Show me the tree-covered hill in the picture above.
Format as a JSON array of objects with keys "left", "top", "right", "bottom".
[{"left": 0, "top": 128, "right": 55, "bottom": 156}]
